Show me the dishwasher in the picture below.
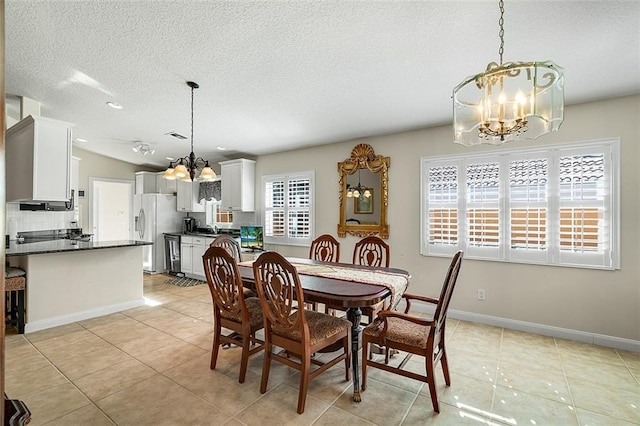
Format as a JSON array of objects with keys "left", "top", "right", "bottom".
[{"left": 164, "top": 234, "right": 182, "bottom": 275}]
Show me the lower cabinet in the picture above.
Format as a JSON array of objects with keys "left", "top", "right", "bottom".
[{"left": 180, "top": 236, "right": 206, "bottom": 279}]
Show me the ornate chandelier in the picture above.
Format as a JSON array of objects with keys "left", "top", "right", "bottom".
[
  {"left": 453, "top": 0, "right": 564, "bottom": 146},
  {"left": 163, "top": 81, "right": 216, "bottom": 182}
]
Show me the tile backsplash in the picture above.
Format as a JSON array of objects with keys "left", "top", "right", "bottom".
[{"left": 6, "top": 203, "right": 77, "bottom": 239}]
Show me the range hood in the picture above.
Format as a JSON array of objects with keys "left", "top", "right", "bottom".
[{"left": 19, "top": 190, "right": 74, "bottom": 211}]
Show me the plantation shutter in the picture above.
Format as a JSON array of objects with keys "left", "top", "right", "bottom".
[
  {"left": 264, "top": 179, "right": 285, "bottom": 237},
  {"left": 507, "top": 153, "right": 551, "bottom": 263},
  {"left": 464, "top": 159, "right": 501, "bottom": 259},
  {"left": 555, "top": 146, "right": 612, "bottom": 268},
  {"left": 263, "top": 171, "right": 314, "bottom": 246},
  {"left": 287, "top": 176, "right": 311, "bottom": 239},
  {"left": 422, "top": 160, "right": 459, "bottom": 256}
]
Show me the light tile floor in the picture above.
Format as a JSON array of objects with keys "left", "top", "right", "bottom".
[{"left": 5, "top": 273, "right": 640, "bottom": 425}]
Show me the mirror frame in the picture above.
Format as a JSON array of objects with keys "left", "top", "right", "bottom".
[{"left": 338, "top": 144, "right": 390, "bottom": 239}]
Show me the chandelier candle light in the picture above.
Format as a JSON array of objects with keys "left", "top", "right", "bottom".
[
  {"left": 163, "top": 81, "right": 216, "bottom": 182},
  {"left": 453, "top": 0, "right": 564, "bottom": 146}
]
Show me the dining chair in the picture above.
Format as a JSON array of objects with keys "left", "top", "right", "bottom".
[
  {"left": 252, "top": 251, "right": 351, "bottom": 414},
  {"left": 202, "top": 246, "right": 265, "bottom": 383},
  {"left": 209, "top": 234, "right": 242, "bottom": 261},
  {"left": 309, "top": 234, "right": 340, "bottom": 263},
  {"left": 210, "top": 234, "right": 256, "bottom": 298},
  {"left": 352, "top": 236, "right": 391, "bottom": 327},
  {"left": 307, "top": 234, "right": 340, "bottom": 311},
  {"left": 361, "top": 251, "right": 463, "bottom": 413},
  {"left": 353, "top": 235, "right": 390, "bottom": 268}
]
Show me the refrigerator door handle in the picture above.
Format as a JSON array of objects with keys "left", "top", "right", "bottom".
[{"left": 139, "top": 208, "right": 145, "bottom": 239}]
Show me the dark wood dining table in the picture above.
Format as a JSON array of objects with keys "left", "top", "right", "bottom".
[{"left": 237, "top": 256, "right": 410, "bottom": 402}]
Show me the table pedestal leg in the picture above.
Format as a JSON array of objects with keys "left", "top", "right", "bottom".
[{"left": 347, "top": 307, "right": 362, "bottom": 402}]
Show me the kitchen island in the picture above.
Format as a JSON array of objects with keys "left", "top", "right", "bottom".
[{"left": 6, "top": 239, "right": 152, "bottom": 333}]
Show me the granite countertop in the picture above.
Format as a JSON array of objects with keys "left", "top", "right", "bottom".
[
  {"left": 164, "top": 232, "right": 221, "bottom": 238},
  {"left": 6, "top": 239, "right": 152, "bottom": 257}
]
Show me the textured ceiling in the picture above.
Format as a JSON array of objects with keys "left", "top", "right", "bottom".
[{"left": 5, "top": 1, "right": 640, "bottom": 170}]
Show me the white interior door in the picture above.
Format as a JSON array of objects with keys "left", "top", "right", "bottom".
[{"left": 90, "top": 178, "right": 134, "bottom": 242}]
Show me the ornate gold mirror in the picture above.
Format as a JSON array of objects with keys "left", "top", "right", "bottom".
[{"left": 338, "top": 144, "right": 390, "bottom": 238}]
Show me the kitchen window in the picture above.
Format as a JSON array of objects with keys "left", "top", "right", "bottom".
[
  {"left": 420, "top": 139, "right": 619, "bottom": 269},
  {"left": 263, "top": 171, "right": 314, "bottom": 246}
]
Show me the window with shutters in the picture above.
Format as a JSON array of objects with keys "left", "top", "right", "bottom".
[
  {"left": 263, "top": 171, "right": 314, "bottom": 246},
  {"left": 421, "top": 139, "right": 619, "bottom": 269}
]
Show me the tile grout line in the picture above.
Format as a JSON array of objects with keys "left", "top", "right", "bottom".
[{"left": 23, "top": 330, "right": 119, "bottom": 425}]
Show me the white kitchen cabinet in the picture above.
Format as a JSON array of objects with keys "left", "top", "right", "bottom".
[
  {"left": 135, "top": 171, "right": 176, "bottom": 195},
  {"left": 135, "top": 171, "right": 158, "bottom": 194},
  {"left": 156, "top": 172, "right": 177, "bottom": 194},
  {"left": 6, "top": 115, "right": 74, "bottom": 202},
  {"left": 219, "top": 159, "right": 255, "bottom": 211},
  {"left": 176, "top": 180, "right": 205, "bottom": 212},
  {"left": 180, "top": 235, "right": 206, "bottom": 279}
]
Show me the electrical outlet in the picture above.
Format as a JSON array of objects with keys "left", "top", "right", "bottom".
[{"left": 477, "top": 289, "right": 486, "bottom": 300}]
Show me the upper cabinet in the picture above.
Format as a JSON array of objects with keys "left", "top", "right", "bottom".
[
  {"left": 219, "top": 159, "right": 255, "bottom": 212},
  {"left": 135, "top": 171, "right": 157, "bottom": 194},
  {"left": 135, "top": 171, "right": 177, "bottom": 194},
  {"left": 176, "top": 180, "right": 205, "bottom": 212},
  {"left": 6, "top": 115, "right": 74, "bottom": 202}
]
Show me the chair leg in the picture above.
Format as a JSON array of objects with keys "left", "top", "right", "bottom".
[
  {"left": 425, "top": 356, "right": 439, "bottom": 413},
  {"left": 210, "top": 323, "right": 221, "bottom": 370},
  {"left": 260, "top": 342, "right": 272, "bottom": 394},
  {"left": 239, "top": 332, "right": 250, "bottom": 384},
  {"left": 440, "top": 346, "right": 451, "bottom": 386},
  {"left": 297, "top": 353, "right": 311, "bottom": 414},
  {"left": 17, "top": 289, "right": 25, "bottom": 334}
]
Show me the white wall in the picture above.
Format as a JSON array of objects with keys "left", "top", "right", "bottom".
[
  {"left": 73, "top": 147, "right": 142, "bottom": 232},
  {"left": 255, "top": 95, "right": 640, "bottom": 342}
]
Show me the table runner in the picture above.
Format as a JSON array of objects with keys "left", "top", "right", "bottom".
[{"left": 239, "top": 260, "right": 410, "bottom": 309}]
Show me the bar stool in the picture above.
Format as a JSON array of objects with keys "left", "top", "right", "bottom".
[{"left": 5, "top": 267, "right": 26, "bottom": 334}]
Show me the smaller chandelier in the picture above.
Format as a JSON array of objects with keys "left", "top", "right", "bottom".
[
  {"left": 453, "top": 0, "right": 564, "bottom": 146},
  {"left": 346, "top": 170, "right": 371, "bottom": 198},
  {"left": 163, "top": 81, "right": 216, "bottom": 182}
]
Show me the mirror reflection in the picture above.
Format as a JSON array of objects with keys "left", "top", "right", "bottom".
[{"left": 338, "top": 144, "right": 390, "bottom": 238}]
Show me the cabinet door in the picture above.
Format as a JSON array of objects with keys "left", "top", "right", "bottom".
[
  {"left": 7, "top": 116, "right": 73, "bottom": 202},
  {"left": 221, "top": 162, "right": 241, "bottom": 210},
  {"left": 180, "top": 242, "right": 193, "bottom": 273},
  {"left": 157, "top": 172, "right": 177, "bottom": 194},
  {"left": 34, "top": 121, "right": 72, "bottom": 201},
  {"left": 192, "top": 239, "right": 206, "bottom": 278},
  {"left": 220, "top": 159, "right": 254, "bottom": 212},
  {"left": 176, "top": 180, "right": 205, "bottom": 212},
  {"left": 176, "top": 180, "right": 190, "bottom": 211}
]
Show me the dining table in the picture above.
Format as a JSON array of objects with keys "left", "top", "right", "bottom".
[{"left": 237, "top": 256, "right": 411, "bottom": 402}]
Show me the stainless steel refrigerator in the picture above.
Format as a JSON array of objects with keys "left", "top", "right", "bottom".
[{"left": 134, "top": 194, "right": 183, "bottom": 273}]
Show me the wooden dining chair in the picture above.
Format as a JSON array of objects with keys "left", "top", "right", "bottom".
[
  {"left": 309, "top": 234, "right": 340, "bottom": 263},
  {"left": 352, "top": 236, "right": 391, "bottom": 327},
  {"left": 202, "top": 246, "right": 265, "bottom": 383},
  {"left": 209, "top": 234, "right": 242, "bottom": 261},
  {"left": 210, "top": 234, "right": 255, "bottom": 298},
  {"left": 252, "top": 251, "right": 351, "bottom": 414},
  {"left": 353, "top": 235, "right": 390, "bottom": 268},
  {"left": 307, "top": 234, "right": 340, "bottom": 311},
  {"left": 361, "top": 251, "right": 463, "bottom": 413}
]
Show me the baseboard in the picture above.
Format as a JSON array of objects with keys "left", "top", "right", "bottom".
[
  {"left": 24, "top": 298, "right": 146, "bottom": 334},
  {"left": 408, "top": 304, "right": 640, "bottom": 352}
]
